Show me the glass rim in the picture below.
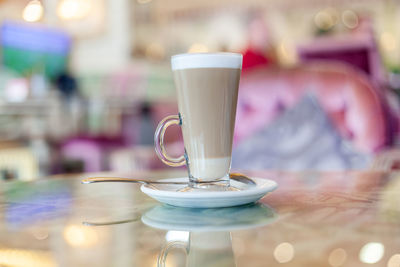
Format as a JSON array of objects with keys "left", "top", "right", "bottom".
[
  {"left": 171, "top": 52, "right": 242, "bottom": 70},
  {"left": 171, "top": 52, "right": 242, "bottom": 59}
]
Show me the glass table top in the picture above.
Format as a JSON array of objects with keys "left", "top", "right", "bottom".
[{"left": 0, "top": 170, "right": 399, "bottom": 267}]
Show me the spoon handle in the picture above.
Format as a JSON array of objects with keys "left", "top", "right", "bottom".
[
  {"left": 83, "top": 217, "right": 140, "bottom": 226},
  {"left": 81, "top": 177, "right": 187, "bottom": 185},
  {"left": 82, "top": 173, "right": 255, "bottom": 186}
]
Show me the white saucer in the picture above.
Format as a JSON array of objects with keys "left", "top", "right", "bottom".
[
  {"left": 140, "top": 177, "right": 278, "bottom": 208},
  {"left": 141, "top": 203, "right": 277, "bottom": 232}
]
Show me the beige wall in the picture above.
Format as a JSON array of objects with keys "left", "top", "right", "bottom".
[{"left": 69, "top": 0, "right": 132, "bottom": 74}]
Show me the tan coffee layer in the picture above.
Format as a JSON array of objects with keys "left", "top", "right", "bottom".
[{"left": 174, "top": 67, "right": 240, "bottom": 160}]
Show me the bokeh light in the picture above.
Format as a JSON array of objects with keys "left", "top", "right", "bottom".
[
  {"left": 145, "top": 43, "right": 165, "bottom": 60},
  {"left": 380, "top": 32, "right": 397, "bottom": 52},
  {"left": 57, "top": 0, "right": 92, "bottom": 20},
  {"left": 188, "top": 43, "right": 209, "bottom": 53},
  {"left": 273, "top": 242, "right": 294, "bottom": 263},
  {"left": 359, "top": 242, "right": 385, "bottom": 264},
  {"left": 328, "top": 248, "right": 347, "bottom": 267},
  {"left": 388, "top": 254, "right": 400, "bottom": 267},
  {"left": 315, "top": 10, "right": 335, "bottom": 30},
  {"left": 22, "top": 0, "right": 44, "bottom": 22},
  {"left": 342, "top": 10, "right": 359, "bottom": 29}
]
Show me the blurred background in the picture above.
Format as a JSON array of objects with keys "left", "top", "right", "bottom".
[{"left": 1, "top": 0, "right": 400, "bottom": 179}]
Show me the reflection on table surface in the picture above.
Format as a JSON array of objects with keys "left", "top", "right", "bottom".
[{"left": 0, "top": 170, "right": 399, "bottom": 266}]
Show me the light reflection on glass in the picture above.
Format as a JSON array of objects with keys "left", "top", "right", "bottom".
[
  {"left": 63, "top": 224, "right": 99, "bottom": 247},
  {"left": 328, "top": 248, "right": 347, "bottom": 267},
  {"left": 165, "top": 231, "right": 189, "bottom": 242},
  {"left": 153, "top": 257, "right": 179, "bottom": 267},
  {"left": 273, "top": 242, "right": 294, "bottom": 263},
  {"left": 388, "top": 254, "right": 400, "bottom": 267},
  {"left": 359, "top": 242, "right": 384, "bottom": 264},
  {"left": 31, "top": 228, "right": 49, "bottom": 240},
  {"left": 0, "top": 248, "right": 55, "bottom": 267},
  {"left": 6, "top": 181, "right": 71, "bottom": 227}
]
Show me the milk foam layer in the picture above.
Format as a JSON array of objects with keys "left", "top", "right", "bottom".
[
  {"left": 189, "top": 157, "right": 231, "bottom": 181},
  {"left": 171, "top": 53, "right": 242, "bottom": 70}
]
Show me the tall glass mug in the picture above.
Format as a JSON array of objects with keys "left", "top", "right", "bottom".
[{"left": 154, "top": 53, "right": 242, "bottom": 188}]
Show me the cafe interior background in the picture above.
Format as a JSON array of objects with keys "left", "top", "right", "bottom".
[{"left": 0, "top": 0, "right": 399, "bottom": 181}]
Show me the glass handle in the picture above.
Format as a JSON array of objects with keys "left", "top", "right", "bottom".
[
  {"left": 157, "top": 241, "right": 188, "bottom": 267},
  {"left": 154, "top": 114, "right": 186, "bottom": 167}
]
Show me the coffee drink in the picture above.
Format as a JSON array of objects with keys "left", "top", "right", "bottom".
[{"left": 172, "top": 53, "right": 242, "bottom": 181}]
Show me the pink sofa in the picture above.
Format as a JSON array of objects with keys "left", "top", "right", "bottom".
[{"left": 235, "top": 62, "right": 394, "bottom": 153}]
